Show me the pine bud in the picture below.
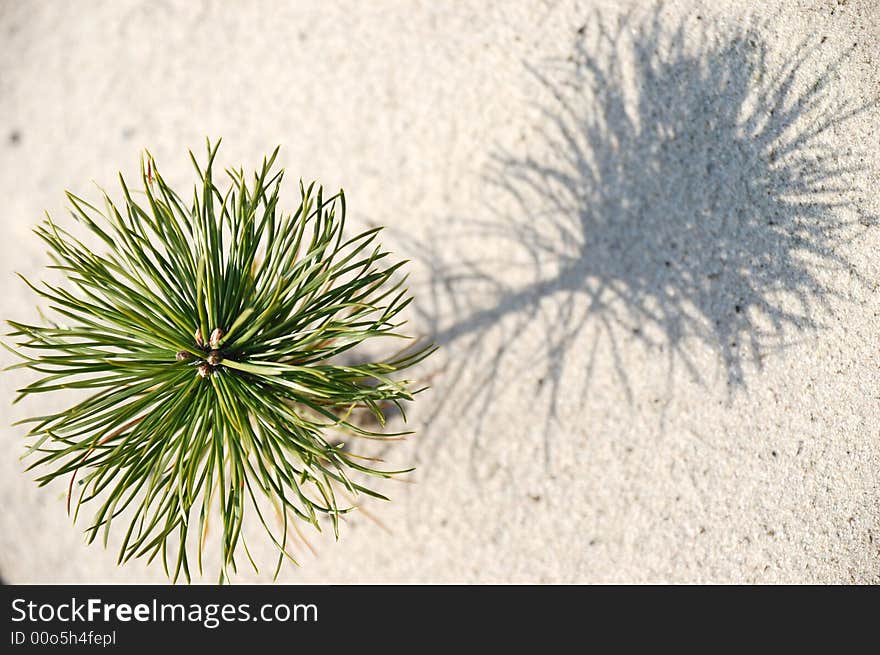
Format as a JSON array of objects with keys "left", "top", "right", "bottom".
[
  {"left": 209, "top": 327, "right": 225, "bottom": 349},
  {"left": 197, "top": 362, "right": 211, "bottom": 378},
  {"left": 207, "top": 350, "right": 222, "bottom": 366},
  {"left": 195, "top": 328, "right": 204, "bottom": 348},
  {"left": 175, "top": 351, "right": 192, "bottom": 362}
]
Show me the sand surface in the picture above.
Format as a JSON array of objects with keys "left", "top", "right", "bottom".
[{"left": 1, "top": 0, "right": 878, "bottom": 583}]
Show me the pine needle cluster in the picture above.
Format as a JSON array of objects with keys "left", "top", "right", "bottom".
[{"left": 6, "top": 141, "right": 433, "bottom": 581}]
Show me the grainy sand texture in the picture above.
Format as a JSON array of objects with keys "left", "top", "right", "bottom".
[{"left": 1, "top": 0, "right": 878, "bottom": 583}]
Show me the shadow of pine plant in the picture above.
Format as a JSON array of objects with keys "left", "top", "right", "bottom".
[
  {"left": 406, "top": 10, "right": 874, "bottom": 471},
  {"left": 6, "top": 141, "right": 434, "bottom": 582}
]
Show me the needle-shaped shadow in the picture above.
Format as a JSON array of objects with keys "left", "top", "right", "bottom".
[{"left": 405, "top": 11, "right": 875, "bottom": 468}]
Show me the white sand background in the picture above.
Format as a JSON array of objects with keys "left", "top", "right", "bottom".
[{"left": 0, "top": 0, "right": 878, "bottom": 583}]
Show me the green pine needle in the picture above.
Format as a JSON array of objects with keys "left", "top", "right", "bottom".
[{"left": 6, "top": 140, "right": 435, "bottom": 582}]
